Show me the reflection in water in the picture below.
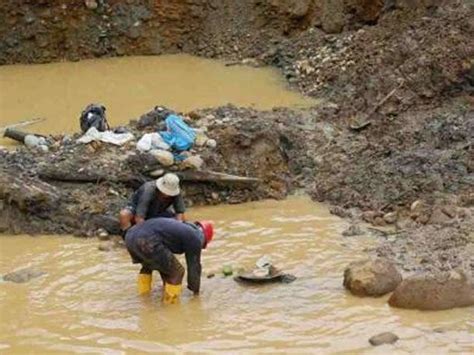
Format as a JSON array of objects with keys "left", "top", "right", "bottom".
[
  {"left": 0, "top": 54, "right": 314, "bottom": 146},
  {"left": 0, "top": 197, "right": 472, "bottom": 353}
]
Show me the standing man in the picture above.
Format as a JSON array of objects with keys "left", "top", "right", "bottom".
[
  {"left": 124, "top": 218, "right": 214, "bottom": 304},
  {"left": 119, "top": 173, "right": 186, "bottom": 236}
]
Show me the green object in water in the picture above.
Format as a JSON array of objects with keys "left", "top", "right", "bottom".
[{"left": 222, "top": 265, "right": 233, "bottom": 276}]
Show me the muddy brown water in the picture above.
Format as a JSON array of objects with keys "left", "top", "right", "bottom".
[
  {"left": 0, "top": 54, "right": 314, "bottom": 146},
  {"left": 1, "top": 197, "right": 472, "bottom": 353}
]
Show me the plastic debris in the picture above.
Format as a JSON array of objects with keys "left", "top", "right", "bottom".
[
  {"left": 77, "top": 127, "right": 134, "bottom": 146},
  {"left": 136, "top": 132, "right": 170, "bottom": 152}
]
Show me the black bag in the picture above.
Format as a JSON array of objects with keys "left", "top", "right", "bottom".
[
  {"left": 136, "top": 106, "right": 172, "bottom": 130},
  {"left": 80, "top": 104, "right": 110, "bottom": 133}
]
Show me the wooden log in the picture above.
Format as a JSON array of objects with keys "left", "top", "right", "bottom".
[
  {"left": 39, "top": 165, "right": 259, "bottom": 187},
  {"left": 3, "top": 128, "right": 47, "bottom": 144},
  {"left": 38, "top": 167, "right": 147, "bottom": 188},
  {"left": 3, "top": 128, "right": 29, "bottom": 143},
  {"left": 177, "top": 170, "right": 260, "bottom": 184}
]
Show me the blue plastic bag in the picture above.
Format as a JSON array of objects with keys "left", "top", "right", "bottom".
[{"left": 159, "top": 114, "right": 196, "bottom": 151}]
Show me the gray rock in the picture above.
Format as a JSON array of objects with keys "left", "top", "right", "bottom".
[
  {"left": 24, "top": 135, "right": 47, "bottom": 149},
  {"left": 344, "top": 258, "right": 402, "bottom": 297},
  {"left": 97, "top": 228, "right": 109, "bottom": 240},
  {"left": 62, "top": 135, "right": 73, "bottom": 145},
  {"left": 369, "top": 332, "right": 399, "bottom": 346},
  {"left": 98, "top": 242, "right": 113, "bottom": 252},
  {"left": 206, "top": 139, "right": 217, "bottom": 149},
  {"left": 3, "top": 268, "right": 46, "bottom": 283},
  {"left": 84, "top": 0, "right": 98, "bottom": 10},
  {"left": 389, "top": 270, "right": 474, "bottom": 310},
  {"left": 342, "top": 224, "right": 363, "bottom": 237}
]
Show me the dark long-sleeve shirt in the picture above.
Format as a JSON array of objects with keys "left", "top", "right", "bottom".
[
  {"left": 130, "top": 181, "right": 186, "bottom": 219},
  {"left": 125, "top": 218, "right": 203, "bottom": 293}
]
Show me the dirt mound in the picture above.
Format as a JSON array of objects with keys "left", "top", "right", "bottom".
[{"left": 0, "top": 108, "right": 293, "bottom": 235}]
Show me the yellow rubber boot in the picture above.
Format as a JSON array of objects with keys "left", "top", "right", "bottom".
[
  {"left": 162, "top": 283, "right": 182, "bottom": 304},
  {"left": 137, "top": 273, "right": 152, "bottom": 295}
]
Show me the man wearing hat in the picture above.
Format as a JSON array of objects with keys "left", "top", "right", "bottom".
[
  {"left": 124, "top": 217, "right": 214, "bottom": 304},
  {"left": 119, "top": 173, "right": 186, "bottom": 236}
]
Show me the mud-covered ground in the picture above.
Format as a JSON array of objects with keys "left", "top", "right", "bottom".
[
  {"left": 0, "top": 0, "right": 473, "bottom": 274},
  {"left": 1, "top": 102, "right": 472, "bottom": 274}
]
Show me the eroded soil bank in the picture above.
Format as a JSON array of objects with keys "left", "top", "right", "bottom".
[{"left": 1, "top": 0, "right": 473, "bottom": 276}]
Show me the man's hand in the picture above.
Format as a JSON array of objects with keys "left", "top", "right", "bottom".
[{"left": 135, "top": 216, "right": 145, "bottom": 224}]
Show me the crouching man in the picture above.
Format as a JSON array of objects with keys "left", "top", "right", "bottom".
[
  {"left": 119, "top": 173, "right": 186, "bottom": 237},
  {"left": 124, "top": 217, "right": 214, "bottom": 304}
]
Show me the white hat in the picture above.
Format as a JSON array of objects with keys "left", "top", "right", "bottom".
[{"left": 156, "top": 173, "right": 180, "bottom": 196}]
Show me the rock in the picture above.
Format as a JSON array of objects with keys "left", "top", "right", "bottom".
[
  {"left": 181, "top": 155, "right": 204, "bottom": 170},
  {"left": 127, "top": 27, "right": 141, "bottom": 40},
  {"left": 389, "top": 270, "right": 474, "bottom": 310},
  {"left": 369, "top": 332, "right": 399, "bottom": 346},
  {"left": 206, "top": 139, "right": 217, "bottom": 148},
  {"left": 410, "top": 200, "right": 423, "bottom": 212},
  {"left": 24, "top": 135, "right": 47, "bottom": 149},
  {"left": 373, "top": 216, "right": 386, "bottom": 226},
  {"left": 342, "top": 224, "right": 363, "bottom": 236},
  {"left": 346, "top": 0, "right": 384, "bottom": 23},
  {"left": 343, "top": 258, "right": 402, "bottom": 297},
  {"left": 84, "top": 0, "right": 98, "bottom": 10},
  {"left": 330, "top": 206, "right": 352, "bottom": 218},
  {"left": 321, "top": 0, "right": 345, "bottom": 34},
  {"left": 187, "top": 111, "right": 201, "bottom": 120},
  {"left": 296, "top": 60, "right": 315, "bottom": 75},
  {"left": 276, "top": 0, "right": 312, "bottom": 18},
  {"left": 441, "top": 205, "right": 457, "bottom": 218},
  {"left": 3, "top": 268, "right": 46, "bottom": 283},
  {"left": 97, "top": 228, "right": 109, "bottom": 240},
  {"left": 383, "top": 212, "right": 398, "bottom": 224},
  {"left": 149, "top": 168, "right": 165, "bottom": 177},
  {"left": 98, "top": 242, "right": 113, "bottom": 252},
  {"left": 150, "top": 149, "right": 174, "bottom": 167},
  {"left": 195, "top": 131, "right": 209, "bottom": 147},
  {"left": 242, "top": 58, "right": 260, "bottom": 67},
  {"left": 207, "top": 273, "right": 215, "bottom": 279},
  {"left": 410, "top": 200, "right": 431, "bottom": 224},
  {"left": 90, "top": 215, "right": 121, "bottom": 236},
  {"left": 362, "top": 210, "right": 380, "bottom": 223},
  {"left": 429, "top": 208, "right": 452, "bottom": 225}
]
